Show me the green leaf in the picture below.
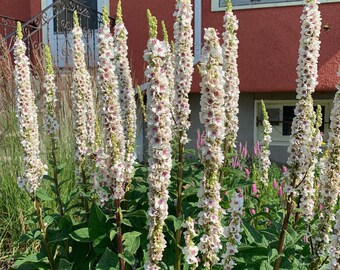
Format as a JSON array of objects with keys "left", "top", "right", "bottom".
[
  {"left": 57, "top": 163, "right": 66, "bottom": 174},
  {"left": 58, "top": 259, "right": 74, "bottom": 270},
  {"left": 260, "top": 260, "right": 273, "bottom": 270},
  {"left": 36, "top": 188, "right": 55, "bottom": 201},
  {"left": 96, "top": 248, "right": 119, "bottom": 270},
  {"left": 69, "top": 228, "right": 91, "bottom": 242},
  {"left": 42, "top": 175, "right": 55, "bottom": 182},
  {"left": 167, "top": 215, "right": 183, "bottom": 231},
  {"left": 243, "top": 221, "right": 269, "bottom": 247},
  {"left": 119, "top": 250, "right": 135, "bottom": 266},
  {"left": 109, "top": 229, "right": 117, "bottom": 241},
  {"left": 268, "top": 249, "right": 279, "bottom": 263},
  {"left": 123, "top": 231, "right": 142, "bottom": 254}
]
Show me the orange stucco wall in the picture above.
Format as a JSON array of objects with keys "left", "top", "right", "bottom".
[{"left": 111, "top": 0, "right": 340, "bottom": 93}]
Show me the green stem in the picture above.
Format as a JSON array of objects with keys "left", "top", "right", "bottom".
[
  {"left": 116, "top": 199, "right": 125, "bottom": 270},
  {"left": 81, "top": 165, "right": 90, "bottom": 218},
  {"left": 175, "top": 137, "right": 184, "bottom": 270},
  {"left": 51, "top": 137, "right": 64, "bottom": 217},
  {"left": 34, "top": 196, "right": 56, "bottom": 270}
]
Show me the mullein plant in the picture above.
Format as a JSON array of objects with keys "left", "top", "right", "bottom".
[
  {"left": 327, "top": 209, "right": 340, "bottom": 270},
  {"left": 259, "top": 100, "right": 272, "bottom": 186},
  {"left": 14, "top": 22, "right": 55, "bottom": 269},
  {"left": 274, "top": 0, "right": 321, "bottom": 269},
  {"left": 182, "top": 217, "right": 199, "bottom": 268},
  {"left": 43, "top": 45, "right": 64, "bottom": 216},
  {"left": 113, "top": 1, "right": 136, "bottom": 190},
  {"left": 222, "top": 0, "right": 240, "bottom": 156},
  {"left": 144, "top": 10, "right": 173, "bottom": 269},
  {"left": 221, "top": 191, "right": 244, "bottom": 270},
  {"left": 173, "top": 1, "right": 194, "bottom": 266},
  {"left": 312, "top": 66, "right": 340, "bottom": 269},
  {"left": 96, "top": 7, "right": 126, "bottom": 269},
  {"left": 71, "top": 11, "right": 96, "bottom": 215},
  {"left": 197, "top": 28, "right": 226, "bottom": 268}
]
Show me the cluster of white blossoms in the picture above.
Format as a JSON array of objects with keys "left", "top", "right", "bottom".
[
  {"left": 14, "top": 22, "right": 46, "bottom": 193},
  {"left": 144, "top": 11, "right": 172, "bottom": 270},
  {"left": 43, "top": 46, "right": 59, "bottom": 137},
  {"left": 299, "top": 106, "right": 322, "bottom": 221},
  {"left": 173, "top": 0, "right": 194, "bottom": 144},
  {"left": 328, "top": 210, "right": 340, "bottom": 270},
  {"left": 258, "top": 100, "right": 272, "bottom": 186},
  {"left": 113, "top": 1, "right": 136, "bottom": 188},
  {"left": 197, "top": 28, "right": 226, "bottom": 268},
  {"left": 95, "top": 7, "right": 126, "bottom": 201},
  {"left": 222, "top": 0, "right": 240, "bottom": 153},
  {"left": 222, "top": 191, "right": 244, "bottom": 270},
  {"left": 71, "top": 12, "right": 96, "bottom": 166},
  {"left": 315, "top": 65, "right": 340, "bottom": 257},
  {"left": 182, "top": 217, "right": 199, "bottom": 268},
  {"left": 283, "top": 0, "right": 321, "bottom": 205}
]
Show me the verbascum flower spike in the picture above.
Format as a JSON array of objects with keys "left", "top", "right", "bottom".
[
  {"left": 222, "top": 0, "right": 240, "bottom": 153},
  {"left": 96, "top": 6, "right": 126, "bottom": 200},
  {"left": 43, "top": 45, "right": 59, "bottom": 137},
  {"left": 161, "top": 20, "right": 175, "bottom": 127},
  {"left": 173, "top": 0, "right": 194, "bottom": 144},
  {"left": 259, "top": 100, "right": 272, "bottom": 186},
  {"left": 72, "top": 11, "right": 96, "bottom": 164},
  {"left": 298, "top": 105, "right": 322, "bottom": 221},
  {"left": 113, "top": 2, "right": 137, "bottom": 190},
  {"left": 222, "top": 191, "right": 244, "bottom": 270},
  {"left": 197, "top": 28, "right": 226, "bottom": 268},
  {"left": 14, "top": 22, "right": 46, "bottom": 192},
  {"left": 183, "top": 217, "right": 199, "bottom": 268},
  {"left": 327, "top": 210, "right": 340, "bottom": 270},
  {"left": 144, "top": 10, "right": 172, "bottom": 270},
  {"left": 116, "top": 0, "right": 122, "bottom": 24},
  {"left": 147, "top": 9, "right": 157, "bottom": 39},
  {"left": 283, "top": 0, "right": 321, "bottom": 200},
  {"left": 314, "top": 64, "right": 340, "bottom": 261}
]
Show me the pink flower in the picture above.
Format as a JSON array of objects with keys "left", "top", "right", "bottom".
[
  {"left": 250, "top": 208, "right": 256, "bottom": 215},
  {"left": 278, "top": 185, "right": 283, "bottom": 197},
  {"left": 273, "top": 179, "right": 278, "bottom": 189},
  {"left": 251, "top": 183, "right": 257, "bottom": 194},
  {"left": 245, "top": 168, "right": 250, "bottom": 179},
  {"left": 282, "top": 166, "right": 287, "bottom": 173},
  {"left": 265, "top": 207, "right": 269, "bottom": 213}
]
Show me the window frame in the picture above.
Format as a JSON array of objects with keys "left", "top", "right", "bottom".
[
  {"left": 253, "top": 99, "right": 332, "bottom": 146},
  {"left": 211, "top": 0, "right": 340, "bottom": 11}
]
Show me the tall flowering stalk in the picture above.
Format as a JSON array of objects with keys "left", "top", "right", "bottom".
[
  {"left": 113, "top": 0, "right": 136, "bottom": 189},
  {"left": 173, "top": 0, "right": 193, "bottom": 145},
  {"left": 274, "top": 0, "right": 321, "bottom": 268},
  {"left": 71, "top": 11, "right": 97, "bottom": 215},
  {"left": 222, "top": 191, "right": 244, "bottom": 270},
  {"left": 197, "top": 28, "right": 226, "bottom": 268},
  {"left": 259, "top": 100, "right": 272, "bottom": 186},
  {"left": 144, "top": 10, "right": 172, "bottom": 269},
  {"left": 173, "top": 1, "right": 194, "bottom": 266},
  {"left": 97, "top": 7, "right": 126, "bottom": 269},
  {"left": 312, "top": 66, "right": 340, "bottom": 268},
  {"left": 182, "top": 217, "right": 199, "bottom": 268},
  {"left": 327, "top": 210, "right": 340, "bottom": 269},
  {"left": 222, "top": 0, "right": 240, "bottom": 155},
  {"left": 43, "top": 45, "right": 64, "bottom": 216},
  {"left": 14, "top": 22, "right": 54, "bottom": 270}
]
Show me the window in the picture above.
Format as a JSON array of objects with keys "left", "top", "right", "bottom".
[
  {"left": 53, "top": 0, "right": 98, "bottom": 33},
  {"left": 211, "top": 0, "right": 340, "bottom": 11},
  {"left": 254, "top": 100, "right": 331, "bottom": 146}
]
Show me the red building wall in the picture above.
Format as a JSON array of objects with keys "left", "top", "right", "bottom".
[{"left": 111, "top": 0, "right": 340, "bottom": 93}]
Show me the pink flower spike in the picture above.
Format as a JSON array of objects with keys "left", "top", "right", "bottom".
[
  {"left": 265, "top": 207, "right": 269, "bottom": 213},
  {"left": 250, "top": 208, "right": 256, "bottom": 215},
  {"left": 282, "top": 165, "right": 287, "bottom": 173},
  {"left": 245, "top": 168, "right": 250, "bottom": 179},
  {"left": 273, "top": 179, "right": 278, "bottom": 189},
  {"left": 251, "top": 183, "right": 257, "bottom": 194},
  {"left": 196, "top": 130, "right": 201, "bottom": 150},
  {"left": 278, "top": 185, "right": 283, "bottom": 197},
  {"left": 318, "top": 204, "right": 323, "bottom": 210}
]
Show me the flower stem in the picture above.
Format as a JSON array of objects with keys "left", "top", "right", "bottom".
[
  {"left": 175, "top": 137, "right": 184, "bottom": 270},
  {"left": 51, "top": 138, "right": 64, "bottom": 217},
  {"left": 34, "top": 195, "right": 55, "bottom": 270},
  {"left": 81, "top": 164, "right": 89, "bottom": 218},
  {"left": 116, "top": 199, "right": 125, "bottom": 270}
]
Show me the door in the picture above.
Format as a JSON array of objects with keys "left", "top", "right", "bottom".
[{"left": 42, "top": 0, "right": 109, "bottom": 67}]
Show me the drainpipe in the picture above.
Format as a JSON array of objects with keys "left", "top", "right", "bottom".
[{"left": 194, "top": 0, "right": 202, "bottom": 64}]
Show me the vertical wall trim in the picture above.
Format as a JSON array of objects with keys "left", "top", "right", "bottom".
[{"left": 194, "top": 0, "right": 202, "bottom": 64}]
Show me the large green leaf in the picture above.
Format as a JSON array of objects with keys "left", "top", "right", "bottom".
[
  {"left": 122, "top": 231, "right": 142, "bottom": 254},
  {"left": 96, "top": 248, "right": 119, "bottom": 270},
  {"left": 69, "top": 228, "right": 91, "bottom": 242}
]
